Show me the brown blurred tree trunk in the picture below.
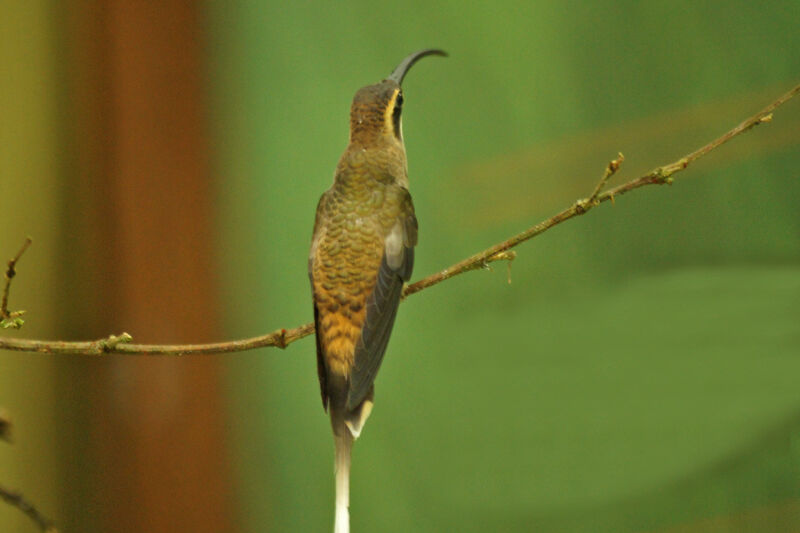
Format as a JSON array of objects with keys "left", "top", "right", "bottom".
[{"left": 57, "top": 2, "right": 234, "bottom": 532}]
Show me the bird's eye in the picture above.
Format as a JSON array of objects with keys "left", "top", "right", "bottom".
[{"left": 392, "top": 92, "right": 403, "bottom": 139}]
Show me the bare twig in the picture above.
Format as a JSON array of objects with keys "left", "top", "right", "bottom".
[
  {"left": 1, "top": 237, "right": 32, "bottom": 329},
  {"left": 0, "top": 82, "right": 798, "bottom": 356},
  {"left": 402, "top": 81, "right": 800, "bottom": 297},
  {"left": 0, "top": 326, "right": 315, "bottom": 356},
  {"left": 587, "top": 152, "right": 625, "bottom": 206},
  {"left": 0, "top": 415, "right": 57, "bottom": 531},
  {"left": 0, "top": 485, "right": 58, "bottom": 532}
]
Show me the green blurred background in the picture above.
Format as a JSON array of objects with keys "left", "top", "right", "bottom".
[{"left": 1, "top": 1, "right": 799, "bottom": 532}]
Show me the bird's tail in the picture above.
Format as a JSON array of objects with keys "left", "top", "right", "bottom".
[
  {"left": 333, "top": 427, "right": 353, "bottom": 533},
  {"left": 329, "top": 377, "right": 373, "bottom": 533}
]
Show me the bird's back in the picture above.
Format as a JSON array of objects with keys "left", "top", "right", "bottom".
[{"left": 310, "top": 160, "right": 411, "bottom": 417}]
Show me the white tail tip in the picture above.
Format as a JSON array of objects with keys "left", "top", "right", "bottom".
[
  {"left": 334, "top": 501, "right": 349, "bottom": 533},
  {"left": 334, "top": 430, "right": 352, "bottom": 533},
  {"left": 344, "top": 398, "right": 373, "bottom": 438}
]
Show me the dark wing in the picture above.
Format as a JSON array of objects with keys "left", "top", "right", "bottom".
[
  {"left": 312, "top": 298, "right": 328, "bottom": 410},
  {"left": 346, "top": 190, "right": 417, "bottom": 411}
]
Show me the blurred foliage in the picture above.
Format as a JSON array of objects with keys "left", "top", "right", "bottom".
[{"left": 207, "top": 1, "right": 800, "bottom": 532}]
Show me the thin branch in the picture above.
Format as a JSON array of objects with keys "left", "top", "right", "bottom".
[
  {"left": 0, "top": 485, "right": 58, "bottom": 532},
  {"left": 402, "top": 81, "right": 799, "bottom": 297},
  {"left": 0, "top": 81, "right": 798, "bottom": 356},
  {"left": 1, "top": 237, "right": 32, "bottom": 329},
  {"left": 0, "top": 326, "right": 314, "bottom": 356},
  {"left": 587, "top": 152, "right": 625, "bottom": 205},
  {"left": 1, "top": 415, "right": 56, "bottom": 531}
]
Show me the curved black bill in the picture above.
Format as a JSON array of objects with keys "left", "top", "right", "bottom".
[{"left": 387, "top": 49, "right": 447, "bottom": 85}]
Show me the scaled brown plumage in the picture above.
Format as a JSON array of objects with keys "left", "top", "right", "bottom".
[{"left": 308, "top": 49, "right": 445, "bottom": 533}]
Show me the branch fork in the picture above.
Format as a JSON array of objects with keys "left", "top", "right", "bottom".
[
  {"left": 576, "top": 152, "right": 625, "bottom": 214},
  {"left": 1, "top": 237, "right": 32, "bottom": 329}
]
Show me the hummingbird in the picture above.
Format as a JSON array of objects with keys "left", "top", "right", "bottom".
[{"left": 309, "top": 49, "right": 446, "bottom": 533}]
